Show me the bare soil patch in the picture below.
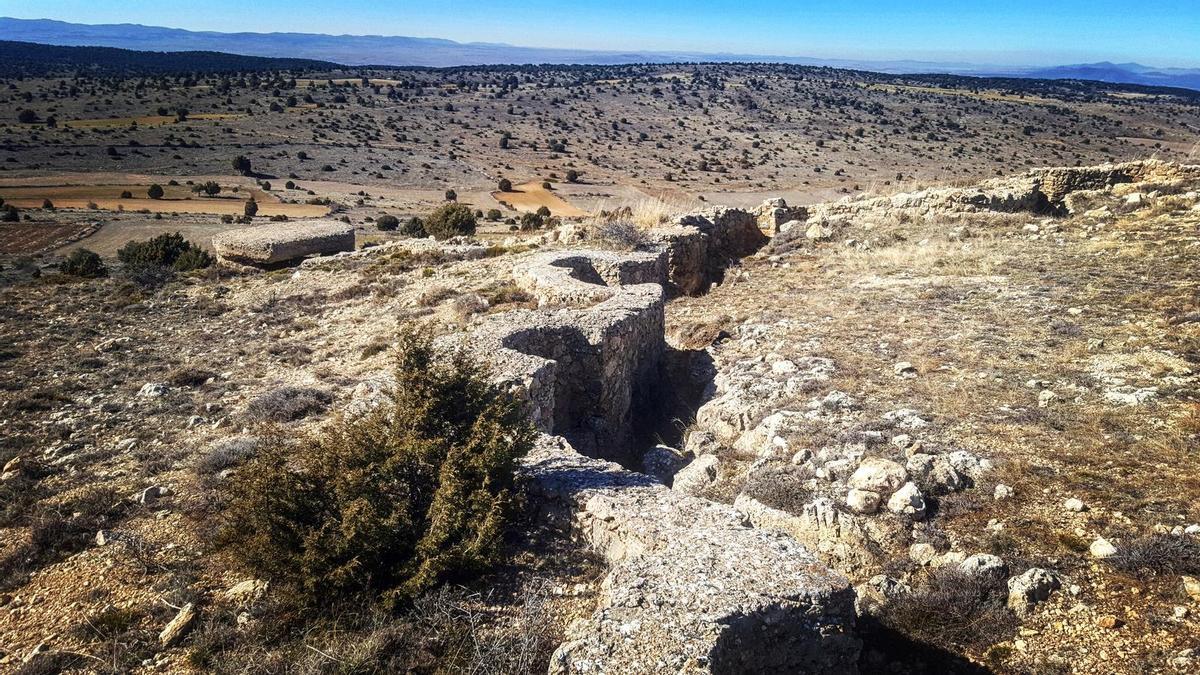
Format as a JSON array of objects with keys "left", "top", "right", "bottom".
[{"left": 492, "top": 182, "right": 589, "bottom": 217}]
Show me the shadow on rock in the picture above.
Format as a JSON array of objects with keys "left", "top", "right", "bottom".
[{"left": 707, "top": 600, "right": 862, "bottom": 674}]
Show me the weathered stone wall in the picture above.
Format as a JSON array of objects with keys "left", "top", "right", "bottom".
[
  {"left": 467, "top": 252, "right": 666, "bottom": 460},
  {"left": 212, "top": 220, "right": 355, "bottom": 265},
  {"left": 447, "top": 212, "right": 859, "bottom": 672},
  {"left": 804, "top": 160, "right": 1200, "bottom": 225}
]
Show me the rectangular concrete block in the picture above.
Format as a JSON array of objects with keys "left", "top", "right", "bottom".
[{"left": 212, "top": 220, "right": 355, "bottom": 265}]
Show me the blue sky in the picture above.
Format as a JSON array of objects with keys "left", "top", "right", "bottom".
[{"left": 2, "top": 1, "right": 1198, "bottom": 68}]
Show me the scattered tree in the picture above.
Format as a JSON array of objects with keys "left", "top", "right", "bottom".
[
  {"left": 425, "top": 203, "right": 477, "bottom": 239},
  {"left": 233, "top": 155, "right": 253, "bottom": 176}
]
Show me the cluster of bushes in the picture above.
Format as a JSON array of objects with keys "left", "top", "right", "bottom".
[
  {"left": 61, "top": 248, "right": 106, "bottom": 278},
  {"left": 219, "top": 329, "right": 535, "bottom": 604},
  {"left": 518, "top": 207, "right": 553, "bottom": 231},
  {"left": 117, "top": 232, "right": 213, "bottom": 279}
]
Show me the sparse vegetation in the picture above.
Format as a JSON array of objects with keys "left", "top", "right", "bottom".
[
  {"left": 220, "top": 329, "right": 535, "bottom": 604},
  {"left": 244, "top": 385, "right": 332, "bottom": 423}
]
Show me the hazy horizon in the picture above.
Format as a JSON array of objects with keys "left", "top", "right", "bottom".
[{"left": 1, "top": 1, "right": 1198, "bottom": 69}]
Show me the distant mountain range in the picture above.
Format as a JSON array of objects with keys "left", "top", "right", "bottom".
[
  {"left": 2, "top": 17, "right": 1199, "bottom": 91},
  {"left": 0, "top": 40, "right": 335, "bottom": 75},
  {"left": 1019, "top": 62, "right": 1200, "bottom": 91}
]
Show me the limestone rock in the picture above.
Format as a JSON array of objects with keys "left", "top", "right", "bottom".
[
  {"left": 159, "top": 603, "right": 197, "bottom": 647},
  {"left": 848, "top": 457, "right": 908, "bottom": 495},
  {"left": 1007, "top": 568, "right": 1062, "bottom": 616},
  {"left": 959, "top": 553, "right": 1008, "bottom": 581},
  {"left": 641, "top": 445, "right": 689, "bottom": 484},
  {"left": 527, "top": 438, "right": 860, "bottom": 673},
  {"left": 854, "top": 575, "right": 910, "bottom": 615},
  {"left": 224, "top": 579, "right": 269, "bottom": 609},
  {"left": 882, "top": 408, "right": 930, "bottom": 430},
  {"left": 138, "top": 382, "right": 167, "bottom": 398},
  {"left": 1090, "top": 537, "right": 1118, "bottom": 559},
  {"left": 213, "top": 220, "right": 355, "bottom": 265},
  {"left": 846, "top": 488, "right": 880, "bottom": 514},
  {"left": 806, "top": 222, "right": 833, "bottom": 240},
  {"left": 909, "top": 543, "right": 938, "bottom": 565},
  {"left": 1183, "top": 575, "right": 1200, "bottom": 603},
  {"left": 672, "top": 454, "right": 720, "bottom": 495},
  {"left": 886, "top": 482, "right": 926, "bottom": 519}
]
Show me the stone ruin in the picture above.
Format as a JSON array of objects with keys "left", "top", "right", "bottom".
[
  {"left": 344, "top": 162, "right": 1200, "bottom": 672},
  {"left": 212, "top": 219, "right": 355, "bottom": 266},
  {"left": 798, "top": 159, "right": 1200, "bottom": 226},
  {"left": 440, "top": 207, "right": 861, "bottom": 672}
]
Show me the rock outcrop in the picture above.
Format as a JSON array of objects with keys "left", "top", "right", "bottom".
[
  {"left": 212, "top": 220, "right": 355, "bottom": 265},
  {"left": 801, "top": 159, "right": 1200, "bottom": 225},
  {"left": 529, "top": 436, "right": 859, "bottom": 674}
]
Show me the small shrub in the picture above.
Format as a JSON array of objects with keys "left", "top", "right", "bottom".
[
  {"left": 518, "top": 212, "right": 543, "bottom": 231},
  {"left": 244, "top": 386, "right": 332, "bottom": 423},
  {"left": 1109, "top": 534, "right": 1200, "bottom": 578},
  {"left": 167, "top": 366, "right": 215, "bottom": 387},
  {"left": 147, "top": 184, "right": 164, "bottom": 199},
  {"left": 401, "top": 217, "right": 427, "bottom": 237},
  {"left": 497, "top": 178, "right": 512, "bottom": 192},
  {"left": 480, "top": 281, "right": 534, "bottom": 308},
  {"left": 219, "top": 329, "right": 535, "bottom": 605},
  {"left": 195, "top": 436, "right": 260, "bottom": 476},
  {"left": 61, "top": 248, "right": 106, "bottom": 278},
  {"left": 425, "top": 203, "right": 477, "bottom": 240},
  {"left": 593, "top": 220, "right": 648, "bottom": 250},
  {"left": 376, "top": 214, "right": 399, "bottom": 231},
  {"left": 361, "top": 338, "right": 390, "bottom": 360},
  {"left": 878, "top": 568, "right": 1016, "bottom": 652}
]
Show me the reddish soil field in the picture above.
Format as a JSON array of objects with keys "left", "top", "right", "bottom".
[{"left": 0, "top": 222, "right": 96, "bottom": 255}]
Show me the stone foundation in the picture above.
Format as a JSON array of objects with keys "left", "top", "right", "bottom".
[{"left": 212, "top": 220, "right": 355, "bottom": 265}]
